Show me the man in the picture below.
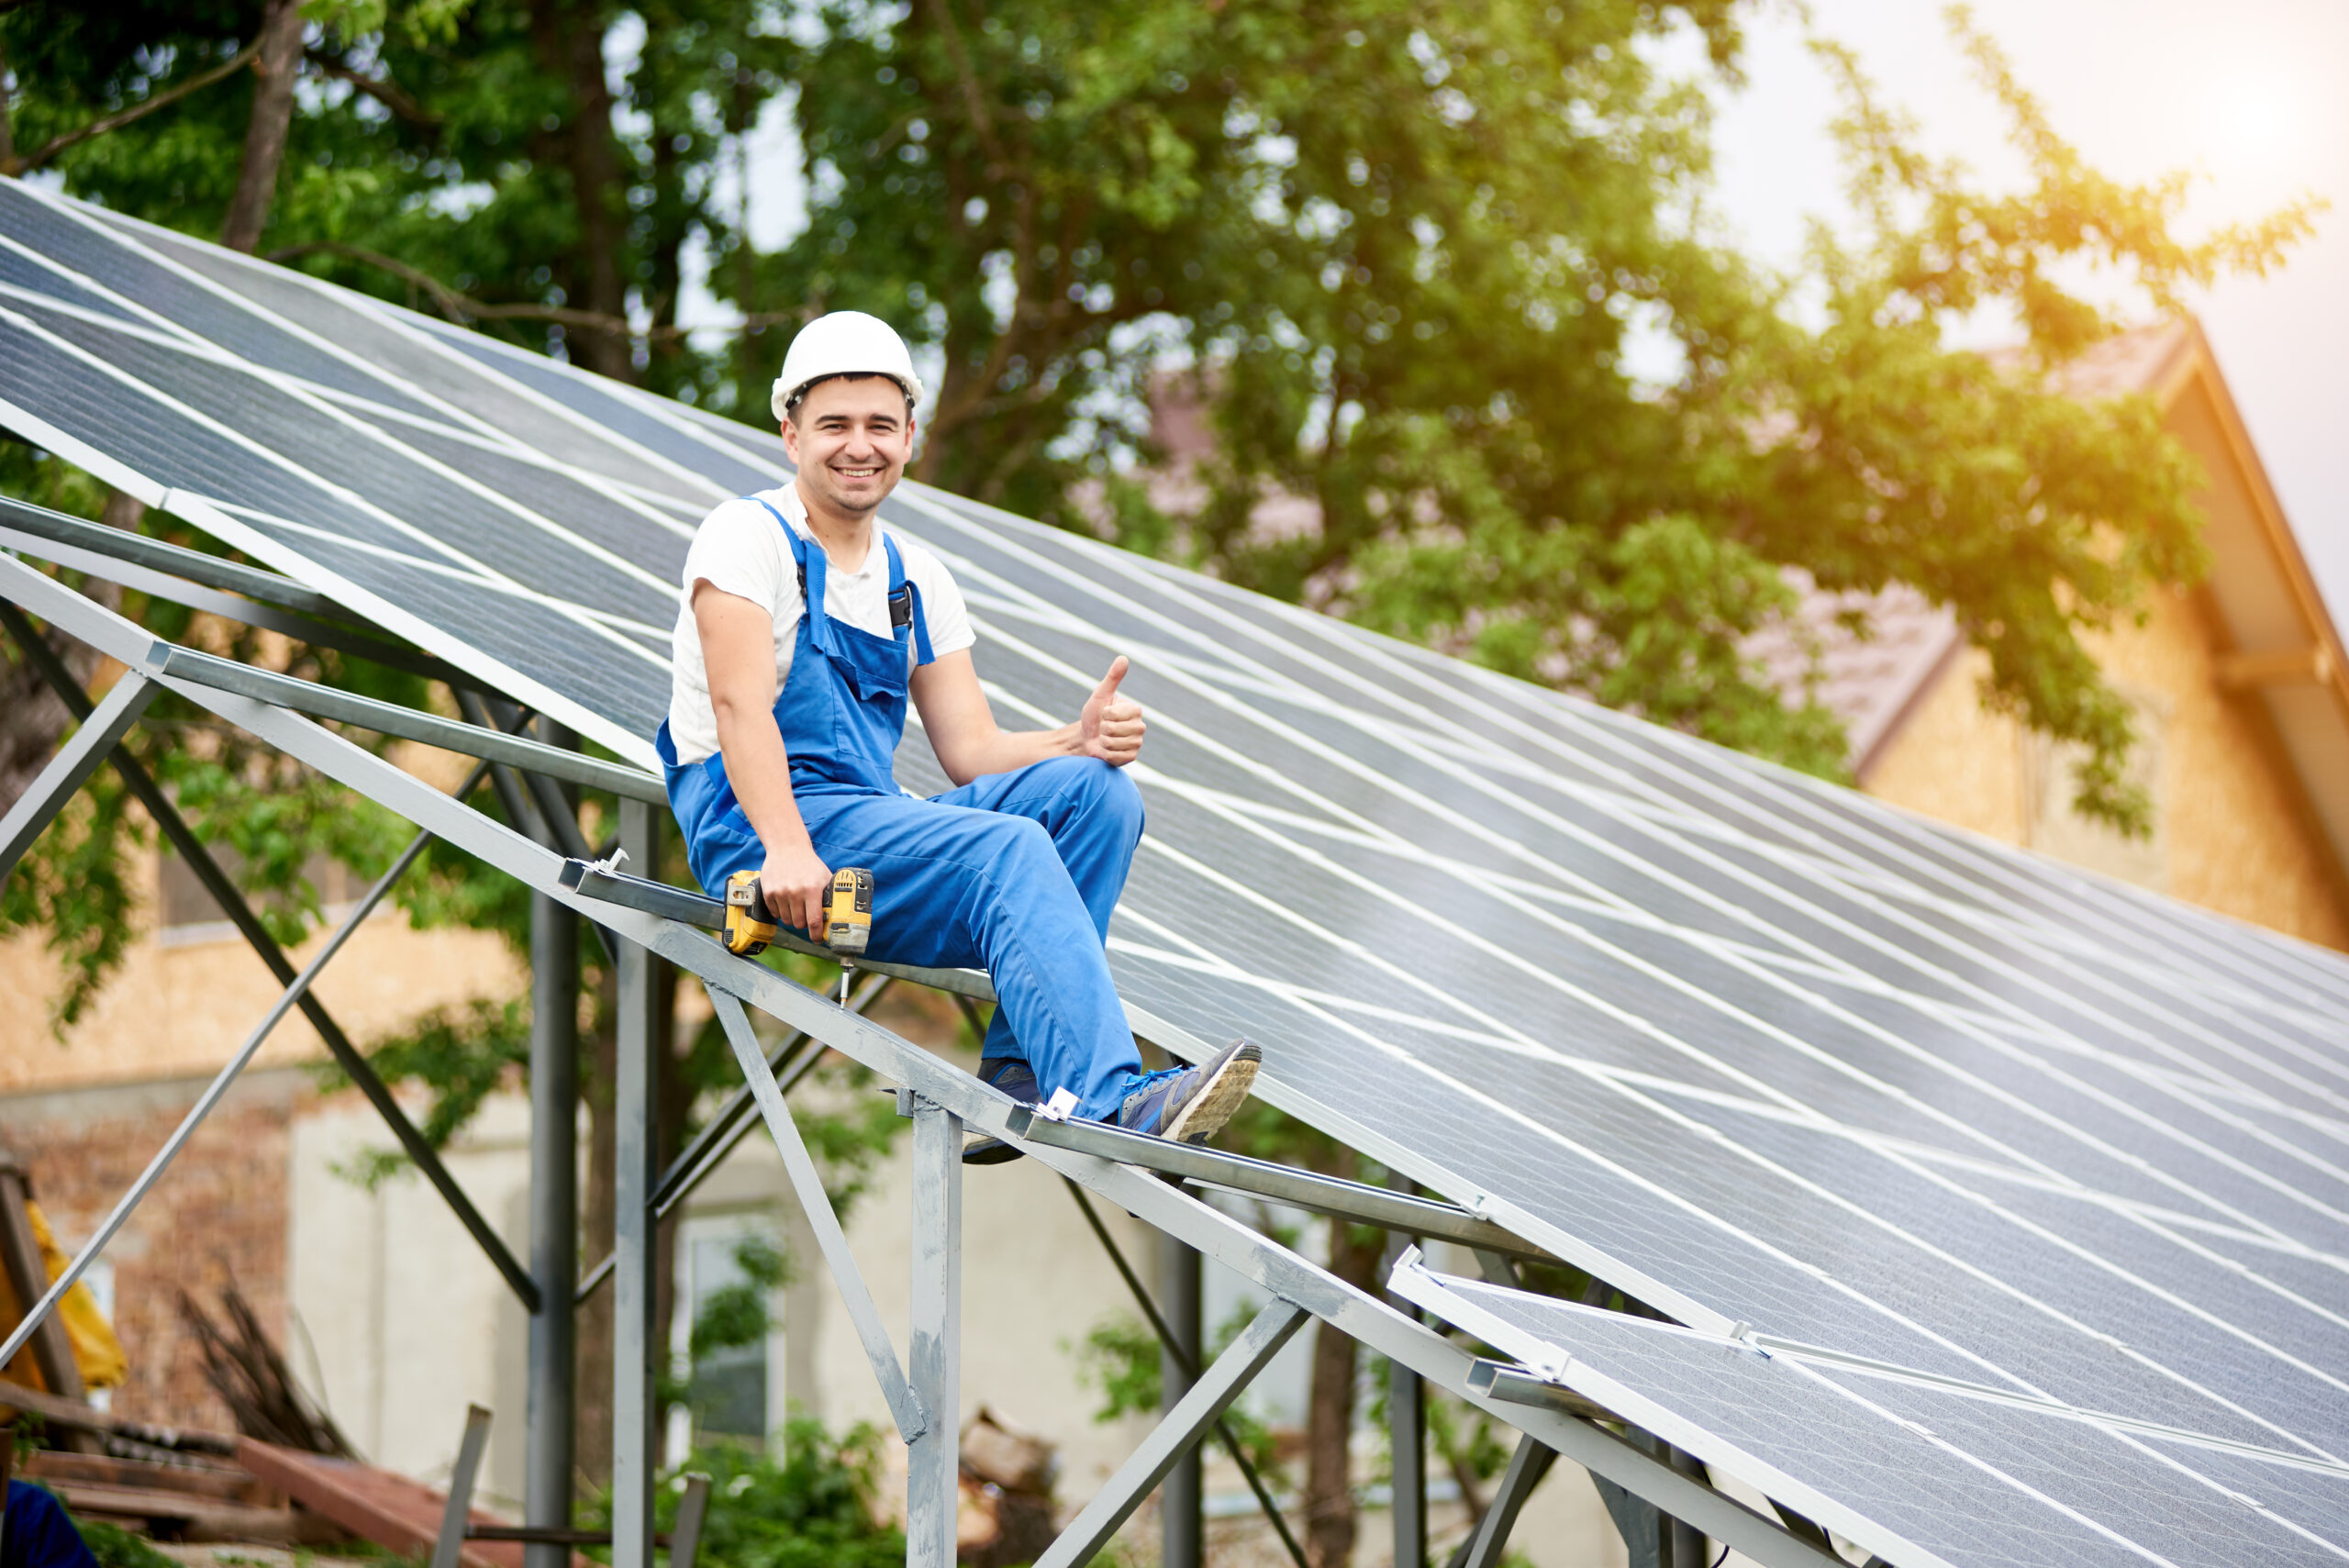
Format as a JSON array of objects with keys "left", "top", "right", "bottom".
[
  {"left": 656, "top": 311, "right": 1256, "bottom": 1159},
  {"left": 3, "top": 1482, "right": 101, "bottom": 1568}
]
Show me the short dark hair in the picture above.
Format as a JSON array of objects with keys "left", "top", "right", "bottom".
[{"left": 785, "top": 372, "right": 917, "bottom": 421}]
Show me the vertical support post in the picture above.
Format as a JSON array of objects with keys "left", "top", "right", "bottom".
[
  {"left": 1386, "top": 1181, "right": 1427, "bottom": 1568},
  {"left": 906, "top": 1097, "right": 963, "bottom": 1568},
  {"left": 1667, "top": 1446, "right": 1709, "bottom": 1568},
  {"left": 611, "top": 800, "right": 660, "bottom": 1568},
  {"left": 1159, "top": 1233, "right": 1203, "bottom": 1568},
  {"left": 525, "top": 725, "right": 580, "bottom": 1568},
  {"left": 670, "top": 1473, "right": 713, "bottom": 1568},
  {"left": 430, "top": 1405, "right": 494, "bottom": 1568}
]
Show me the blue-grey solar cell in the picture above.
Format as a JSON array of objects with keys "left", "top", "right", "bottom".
[
  {"left": 0, "top": 187, "right": 447, "bottom": 423},
  {"left": 0, "top": 239, "right": 141, "bottom": 321},
  {"left": 419, "top": 325, "right": 778, "bottom": 496},
  {"left": 120, "top": 223, "right": 705, "bottom": 500},
  {"left": 1816, "top": 1368, "right": 2349, "bottom": 1567},
  {"left": 9, "top": 183, "right": 2349, "bottom": 1568},
  {"left": 1399, "top": 1266, "right": 2264, "bottom": 1568},
  {"left": 2139, "top": 1434, "right": 2349, "bottom": 1554},
  {"left": 1653, "top": 1090, "right": 2349, "bottom": 1454}
]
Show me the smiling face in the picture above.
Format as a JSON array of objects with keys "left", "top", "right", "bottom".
[{"left": 781, "top": 374, "right": 915, "bottom": 524}]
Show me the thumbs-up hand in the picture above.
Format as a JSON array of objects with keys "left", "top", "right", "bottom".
[{"left": 1077, "top": 655, "right": 1147, "bottom": 766}]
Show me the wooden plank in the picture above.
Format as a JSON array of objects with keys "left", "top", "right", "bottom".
[
  {"left": 0, "top": 1379, "right": 239, "bottom": 1455},
  {"left": 20, "top": 1449, "right": 270, "bottom": 1506},
  {"left": 235, "top": 1440, "right": 533, "bottom": 1568},
  {"left": 36, "top": 1479, "right": 332, "bottom": 1545}
]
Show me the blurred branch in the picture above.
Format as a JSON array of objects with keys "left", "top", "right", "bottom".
[
  {"left": 3, "top": 39, "right": 262, "bottom": 176},
  {"left": 269, "top": 240, "right": 812, "bottom": 344},
  {"left": 306, "top": 49, "right": 444, "bottom": 129}
]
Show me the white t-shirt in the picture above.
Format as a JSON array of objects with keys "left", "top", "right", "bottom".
[{"left": 665, "top": 484, "right": 975, "bottom": 766}]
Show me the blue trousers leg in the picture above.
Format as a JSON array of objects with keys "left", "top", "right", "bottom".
[
  {"left": 930, "top": 757, "right": 1144, "bottom": 1076},
  {"left": 749, "top": 758, "right": 1145, "bottom": 1119}
]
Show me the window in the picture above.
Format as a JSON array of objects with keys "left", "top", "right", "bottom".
[{"left": 668, "top": 1215, "right": 784, "bottom": 1459}]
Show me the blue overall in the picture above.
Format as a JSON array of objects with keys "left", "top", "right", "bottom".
[{"left": 657, "top": 503, "right": 1146, "bottom": 1118}]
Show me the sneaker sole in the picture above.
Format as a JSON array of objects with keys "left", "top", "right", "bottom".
[
  {"left": 1159, "top": 1046, "right": 1259, "bottom": 1145},
  {"left": 961, "top": 1135, "right": 1025, "bottom": 1166}
]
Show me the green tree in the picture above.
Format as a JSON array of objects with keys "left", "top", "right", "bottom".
[{"left": 764, "top": 0, "right": 2312, "bottom": 827}]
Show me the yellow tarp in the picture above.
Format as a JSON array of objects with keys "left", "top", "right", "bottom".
[{"left": 0, "top": 1199, "right": 128, "bottom": 1393}]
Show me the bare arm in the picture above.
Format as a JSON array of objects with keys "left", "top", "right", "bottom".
[
  {"left": 909, "top": 650, "right": 1146, "bottom": 788},
  {"left": 693, "top": 582, "right": 832, "bottom": 933}
]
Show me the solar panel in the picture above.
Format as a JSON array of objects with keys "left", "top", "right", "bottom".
[
  {"left": 5, "top": 177, "right": 2347, "bottom": 1562},
  {"left": 1390, "top": 1261, "right": 2349, "bottom": 1568}
]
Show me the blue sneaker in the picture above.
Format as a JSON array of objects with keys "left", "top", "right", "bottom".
[
  {"left": 1115, "top": 1039, "right": 1260, "bottom": 1144},
  {"left": 963, "top": 1057, "right": 1038, "bottom": 1165}
]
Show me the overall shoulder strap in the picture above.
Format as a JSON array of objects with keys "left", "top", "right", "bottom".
[
  {"left": 746, "top": 495, "right": 835, "bottom": 655},
  {"left": 882, "top": 535, "right": 936, "bottom": 665},
  {"left": 746, "top": 496, "right": 812, "bottom": 604}
]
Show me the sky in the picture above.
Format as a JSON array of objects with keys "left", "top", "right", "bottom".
[
  {"left": 707, "top": 0, "right": 2348, "bottom": 628},
  {"left": 1687, "top": 0, "right": 2349, "bottom": 627}
]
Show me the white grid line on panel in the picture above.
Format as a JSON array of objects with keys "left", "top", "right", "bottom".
[
  {"left": 983, "top": 584, "right": 2347, "bottom": 1249},
  {"left": 68, "top": 193, "right": 745, "bottom": 510},
  {"left": 1395, "top": 1268, "right": 2154, "bottom": 1568},
  {"left": 1411, "top": 628, "right": 2349, "bottom": 1026},
  {"left": 1080, "top": 671, "right": 2349, "bottom": 1457},
  {"left": 963, "top": 581, "right": 2343, "bottom": 1251},
  {"left": 1592, "top": 1073, "right": 2346, "bottom": 1463},
  {"left": 941, "top": 507, "right": 2349, "bottom": 1118}
]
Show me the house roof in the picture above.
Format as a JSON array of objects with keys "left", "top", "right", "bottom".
[{"left": 1779, "top": 316, "right": 2349, "bottom": 889}]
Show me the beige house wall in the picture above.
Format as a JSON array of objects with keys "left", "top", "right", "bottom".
[
  {"left": 1857, "top": 646, "right": 2030, "bottom": 847},
  {"left": 1862, "top": 576, "right": 2349, "bottom": 952},
  {"left": 0, "top": 916, "right": 524, "bottom": 1094}
]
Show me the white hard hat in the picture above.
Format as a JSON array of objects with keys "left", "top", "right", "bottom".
[{"left": 771, "top": 311, "right": 924, "bottom": 420}]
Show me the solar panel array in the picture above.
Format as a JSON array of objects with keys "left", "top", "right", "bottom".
[
  {"left": 1393, "top": 1262, "right": 2349, "bottom": 1568},
  {"left": 5, "top": 178, "right": 2347, "bottom": 1566}
]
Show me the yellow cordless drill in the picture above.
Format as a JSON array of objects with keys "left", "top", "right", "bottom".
[{"left": 723, "top": 866, "right": 873, "bottom": 959}]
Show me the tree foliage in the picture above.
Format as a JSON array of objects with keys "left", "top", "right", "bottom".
[{"left": 6, "top": 1, "right": 2317, "bottom": 832}]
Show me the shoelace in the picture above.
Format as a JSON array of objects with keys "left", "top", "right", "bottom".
[{"left": 1121, "top": 1066, "right": 1187, "bottom": 1104}]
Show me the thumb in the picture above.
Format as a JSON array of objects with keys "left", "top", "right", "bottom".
[{"left": 1088, "top": 655, "right": 1130, "bottom": 709}]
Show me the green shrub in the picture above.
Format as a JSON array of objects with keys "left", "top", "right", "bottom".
[
  {"left": 66, "top": 1513, "right": 179, "bottom": 1568},
  {"left": 584, "top": 1418, "right": 902, "bottom": 1568}
]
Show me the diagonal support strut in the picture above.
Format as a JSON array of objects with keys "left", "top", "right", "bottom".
[
  {"left": 0, "top": 667, "right": 155, "bottom": 884},
  {"left": 708, "top": 986, "right": 929, "bottom": 1441},
  {"left": 1034, "top": 1296, "right": 1308, "bottom": 1568}
]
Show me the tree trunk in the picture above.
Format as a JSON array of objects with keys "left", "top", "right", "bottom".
[
  {"left": 1300, "top": 1148, "right": 1387, "bottom": 1568},
  {"left": 643, "top": 127, "right": 687, "bottom": 393},
  {"left": 0, "top": 490, "right": 138, "bottom": 814},
  {"left": 220, "top": 0, "right": 305, "bottom": 253},
  {"left": 574, "top": 987, "right": 618, "bottom": 1485},
  {"left": 528, "top": 0, "right": 633, "bottom": 383}
]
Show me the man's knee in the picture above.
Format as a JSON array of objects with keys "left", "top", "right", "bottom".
[{"left": 1052, "top": 755, "right": 1144, "bottom": 838}]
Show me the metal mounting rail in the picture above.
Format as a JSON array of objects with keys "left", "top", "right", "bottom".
[
  {"left": 0, "top": 495, "right": 359, "bottom": 621},
  {"left": 1467, "top": 1358, "right": 1617, "bottom": 1424},
  {"left": 1003, "top": 1106, "right": 1561, "bottom": 1263},
  {"left": 559, "top": 857, "right": 998, "bottom": 1001},
  {"left": 155, "top": 644, "right": 665, "bottom": 803},
  {"left": 1, "top": 515, "right": 478, "bottom": 692}
]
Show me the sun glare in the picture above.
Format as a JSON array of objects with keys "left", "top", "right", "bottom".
[{"left": 2208, "top": 78, "right": 2299, "bottom": 164}]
